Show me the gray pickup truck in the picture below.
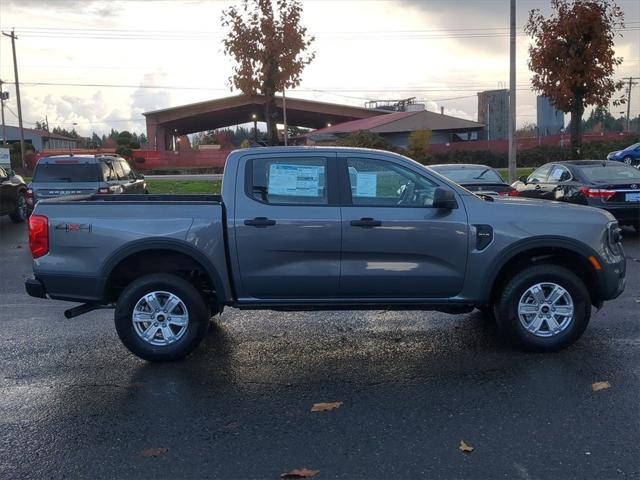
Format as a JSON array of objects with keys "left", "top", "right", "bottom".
[{"left": 25, "top": 147, "right": 626, "bottom": 361}]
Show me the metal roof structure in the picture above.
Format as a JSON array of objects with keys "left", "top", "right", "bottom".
[
  {"left": 143, "top": 94, "right": 389, "bottom": 150},
  {"left": 306, "top": 110, "right": 484, "bottom": 137}
]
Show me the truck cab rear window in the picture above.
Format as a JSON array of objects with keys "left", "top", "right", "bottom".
[
  {"left": 249, "top": 157, "right": 328, "bottom": 205},
  {"left": 33, "top": 164, "right": 100, "bottom": 183}
]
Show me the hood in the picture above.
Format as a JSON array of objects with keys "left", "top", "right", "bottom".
[{"left": 484, "top": 195, "right": 616, "bottom": 222}]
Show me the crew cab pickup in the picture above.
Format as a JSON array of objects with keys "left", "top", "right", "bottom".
[{"left": 25, "top": 147, "right": 626, "bottom": 361}]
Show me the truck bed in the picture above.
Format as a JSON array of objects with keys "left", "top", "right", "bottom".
[{"left": 30, "top": 193, "right": 230, "bottom": 305}]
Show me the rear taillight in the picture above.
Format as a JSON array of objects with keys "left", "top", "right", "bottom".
[
  {"left": 28, "top": 215, "right": 49, "bottom": 259},
  {"left": 580, "top": 187, "right": 615, "bottom": 200},
  {"left": 507, "top": 189, "right": 519, "bottom": 196},
  {"left": 97, "top": 187, "right": 110, "bottom": 194}
]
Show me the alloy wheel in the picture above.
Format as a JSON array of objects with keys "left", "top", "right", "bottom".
[
  {"left": 517, "top": 282, "right": 574, "bottom": 338},
  {"left": 132, "top": 290, "right": 190, "bottom": 346}
]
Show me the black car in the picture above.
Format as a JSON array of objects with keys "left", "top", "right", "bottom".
[
  {"left": 0, "top": 165, "right": 28, "bottom": 223},
  {"left": 512, "top": 160, "right": 640, "bottom": 231},
  {"left": 430, "top": 164, "right": 517, "bottom": 196}
]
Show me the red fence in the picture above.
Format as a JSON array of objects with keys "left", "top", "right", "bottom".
[
  {"left": 429, "top": 132, "right": 633, "bottom": 155},
  {"left": 132, "top": 149, "right": 231, "bottom": 171}
]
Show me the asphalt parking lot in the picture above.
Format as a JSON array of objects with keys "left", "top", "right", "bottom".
[{"left": 0, "top": 216, "right": 638, "bottom": 480}]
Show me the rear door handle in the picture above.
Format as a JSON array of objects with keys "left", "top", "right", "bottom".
[
  {"left": 350, "top": 217, "right": 382, "bottom": 228},
  {"left": 244, "top": 217, "right": 276, "bottom": 227},
  {"left": 535, "top": 185, "right": 541, "bottom": 190}
]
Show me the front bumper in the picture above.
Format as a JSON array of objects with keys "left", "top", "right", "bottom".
[{"left": 25, "top": 277, "right": 47, "bottom": 299}]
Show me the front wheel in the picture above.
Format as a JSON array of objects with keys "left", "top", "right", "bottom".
[
  {"left": 623, "top": 156, "right": 633, "bottom": 166},
  {"left": 494, "top": 264, "right": 591, "bottom": 352},
  {"left": 114, "top": 273, "right": 210, "bottom": 361}
]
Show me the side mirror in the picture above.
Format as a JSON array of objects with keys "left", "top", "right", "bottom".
[
  {"left": 7, "top": 168, "right": 16, "bottom": 177},
  {"left": 433, "top": 187, "right": 458, "bottom": 209},
  {"left": 137, "top": 173, "right": 145, "bottom": 180},
  {"left": 519, "top": 175, "right": 528, "bottom": 184}
]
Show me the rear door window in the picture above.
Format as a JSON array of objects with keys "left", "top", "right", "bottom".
[
  {"left": 99, "top": 162, "right": 117, "bottom": 181},
  {"left": 112, "top": 161, "right": 126, "bottom": 180},
  {"left": 249, "top": 157, "right": 328, "bottom": 205},
  {"left": 33, "top": 163, "right": 100, "bottom": 182},
  {"left": 528, "top": 165, "right": 551, "bottom": 183},
  {"left": 548, "top": 165, "right": 572, "bottom": 182}
]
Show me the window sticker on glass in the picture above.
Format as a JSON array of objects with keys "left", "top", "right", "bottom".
[
  {"left": 356, "top": 172, "right": 377, "bottom": 197},
  {"left": 268, "top": 164, "right": 324, "bottom": 197}
]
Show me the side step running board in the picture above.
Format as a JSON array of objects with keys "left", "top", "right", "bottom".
[{"left": 64, "top": 303, "right": 112, "bottom": 319}]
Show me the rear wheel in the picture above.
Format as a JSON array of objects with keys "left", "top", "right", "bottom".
[
  {"left": 9, "top": 191, "right": 28, "bottom": 223},
  {"left": 494, "top": 264, "right": 591, "bottom": 352},
  {"left": 114, "top": 273, "right": 210, "bottom": 361}
]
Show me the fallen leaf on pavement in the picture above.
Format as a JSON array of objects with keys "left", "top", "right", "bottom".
[
  {"left": 592, "top": 381, "right": 611, "bottom": 392},
  {"left": 459, "top": 440, "right": 474, "bottom": 453},
  {"left": 311, "top": 401, "right": 343, "bottom": 412},
  {"left": 281, "top": 468, "right": 320, "bottom": 478},
  {"left": 141, "top": 447, "right": 169, "bottom": 458}
]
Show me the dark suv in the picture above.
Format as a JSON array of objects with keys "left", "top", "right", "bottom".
[
  {"left": 28, "top": 155, "right": 146, "bottom": 211},
  {"left": 0, "top": 165, "right": 28, "bottom": 223}
]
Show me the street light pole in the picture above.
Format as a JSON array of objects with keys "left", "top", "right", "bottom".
[
  {"left": 2, "top": 29, "right": 26, "bottom": 168},
  {"left": 508, "top": 0, "right": 517, "bottom": 183},
  {"left": 251, "top": 114, "right": 258, "bottom": 142}
]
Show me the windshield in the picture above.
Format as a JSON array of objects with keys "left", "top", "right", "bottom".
[
  {"left": 624, "top": 143, "right": 640, "bottom": 151},
  {"left": 33, "top": 163, "right": 100, "bottom": 183},
  {"left": 434, "top": 167, "right": 503, "bottom": 183},
  {"left": 579, "top": 164, "right": 640, "bottom": 182}
]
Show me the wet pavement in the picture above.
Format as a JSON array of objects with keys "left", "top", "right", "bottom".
[{"left": 0, "top": 216, "right": 638, "bottom": 479}]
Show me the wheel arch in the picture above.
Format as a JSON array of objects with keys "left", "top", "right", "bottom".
[
  {"left": 485, "top": 236, "right": 603, "bottom": 308},
  {"left": 100, "top": 238, "right": 229, "bottom": 308}
]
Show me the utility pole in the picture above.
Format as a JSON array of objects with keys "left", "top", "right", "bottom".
[
  {"left": 623, "top": 77, "right": 639, "bottom": 132},
  {"left": 0, "top": 80, "right": 7, "bottom": 145},
  {"left": 508, "top": 0, "right": 517, "bottom": 183},
  {"left": 2, "top": 29, "right": 26, "bottom": 168}
]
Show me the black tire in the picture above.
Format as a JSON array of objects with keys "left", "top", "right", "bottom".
[
  {"left": 114, "top": 273, "right": 210, "bottom": 361},
  {"left": 9, "top": 190, "right": 28, "bottom": 223},
  {"left": 494, "top": 264, "right": 591, "bottom": 352}
]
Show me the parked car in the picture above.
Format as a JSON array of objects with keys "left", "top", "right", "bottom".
[
  {"left": 25, "top": 147, "right": 625, "bottom": 361},
  {"left": 607, "top": 142, "right": 640, "bottom": 166},
  {"left": 512, "top": 160, "right": 640, "bottom": 231},
  {"left": 27, "top": 154, "right": 147, "bottom": 212},
  {"left": 429, "top": 164, "right": 517, "bottom": 196},
  {"left": 0, "top": 165, "right": 28, "bottom": 223}
]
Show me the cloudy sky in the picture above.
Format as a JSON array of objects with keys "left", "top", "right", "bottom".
[{"left": 0, "top": 0, "right": 638, "bottom": 137}]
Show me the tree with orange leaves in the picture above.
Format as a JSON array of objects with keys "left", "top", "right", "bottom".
[
  {"left": 222, "top": 0, "right": 315, "bottom": 146},
  {"left": 525, "top": 0, "right": 625, "bottom": 159}
]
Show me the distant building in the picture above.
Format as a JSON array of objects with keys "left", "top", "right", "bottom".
[
  {"left": 305, "top": 110, "right": 484, "bottom": 149},
  {"left": 537, "top": 96, "right": 564, "bottom": 136},
  {"left": 1, "top": 125, "right": 81, "bottom": 152},
  {"left": 477, "top": 89, "right": 509, "bottom": 140}
]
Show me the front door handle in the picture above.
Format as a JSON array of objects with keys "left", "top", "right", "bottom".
[
  {"left": 535, "top": 185, "right": 541, "bottom": 190},
  {"left": 244, "top": 217, "right": 276, "bottom": 227},
  {"left": 350, "top": 217, "right": 382, "bottom": 228}
]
